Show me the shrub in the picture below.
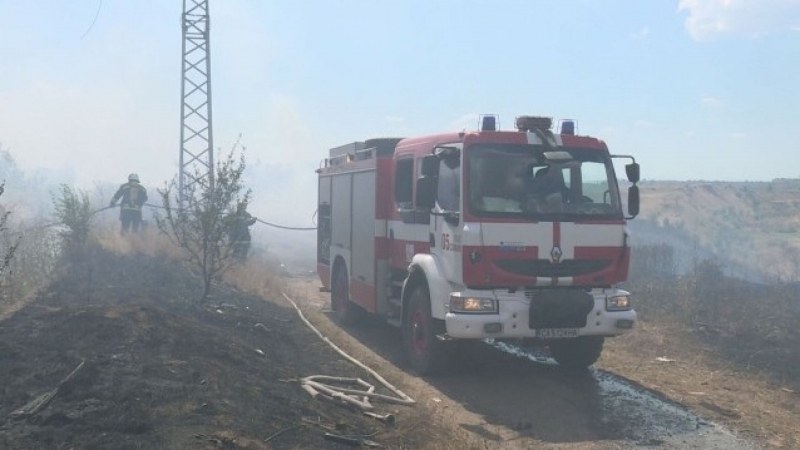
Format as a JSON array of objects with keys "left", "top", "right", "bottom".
[
  {"left": 155, "top": 147, "right": 251, "bottom": 300},
  {"left": 52, "top": 184, "right": 93, "bottom": 252}
]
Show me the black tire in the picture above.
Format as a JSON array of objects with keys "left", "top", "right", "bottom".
[
  {"left": 549, "top": 336, "right": 604, "bottom": 371},
  {"left": 402, "top": 284, "right": 446, "bottom": 375},
  {"left": 331, "top": 264, "right": 360, "bottom": 325}
]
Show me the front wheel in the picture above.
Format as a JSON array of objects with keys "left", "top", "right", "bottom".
[
  {"left": 331, "top": 265, "right": 360, "bottom": 325},
  {"left": 402, "top": 284, "right": 446, "bottom": 375},
  {"left": 548, "top": 336, "right": 604, "bottom": 371}
]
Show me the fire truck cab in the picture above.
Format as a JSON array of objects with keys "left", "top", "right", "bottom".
[{"left": 317, "top": 115, "right": 640, "bottom": 373}]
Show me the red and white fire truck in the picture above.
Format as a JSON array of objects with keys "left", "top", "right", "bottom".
[{"left": 316, "top": 115, "right": 640, "bottom": 373}]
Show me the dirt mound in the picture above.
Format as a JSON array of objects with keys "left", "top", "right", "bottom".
[{"left": 0, "top": 246, "right": 426, "bottom": 449}]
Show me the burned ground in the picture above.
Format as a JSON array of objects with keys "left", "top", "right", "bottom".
[{"left": 0, "top": 245, "right": 436, "bottom": 449}]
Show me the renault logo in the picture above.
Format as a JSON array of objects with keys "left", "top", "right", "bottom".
[{"left": 550, "top": 245, "right": 563, "bottom": 264}]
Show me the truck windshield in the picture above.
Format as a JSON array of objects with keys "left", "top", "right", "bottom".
[{"left": 466, "top": 144, "right": 622, "bottom": 220}]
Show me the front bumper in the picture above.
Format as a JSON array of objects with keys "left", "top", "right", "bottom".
[{"left": 444, "top": 287, "right": 637, "bottom": 339}]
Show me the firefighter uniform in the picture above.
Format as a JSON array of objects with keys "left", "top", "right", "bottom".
[
  {"left": 110, "top": 173, "right": 148, "bottom": 233},
  {"left": 226, "top": 203, "right": 256, "bottom": 261}
]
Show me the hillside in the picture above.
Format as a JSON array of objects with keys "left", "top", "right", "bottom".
[{"left": 632, "top": 179, "right": 800, "bottom": 281}]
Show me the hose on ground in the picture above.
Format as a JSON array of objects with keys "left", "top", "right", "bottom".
[{"left": 281, "top": 292, "right": 415, "bottom": 410}]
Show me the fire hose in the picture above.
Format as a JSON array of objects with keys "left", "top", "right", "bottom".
[{"left": 280, "top": 293, "right": 415, "bottom": 411}]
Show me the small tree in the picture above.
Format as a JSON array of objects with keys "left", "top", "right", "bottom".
[
  {"left": 52, "top": 184, "right": 93, "bottom": 251},
  {"left": 155, "top": 148, "right": 251, "bottom": 300},
  {"left": 0, "top": 182, "right": 20, "bottom": 283}
]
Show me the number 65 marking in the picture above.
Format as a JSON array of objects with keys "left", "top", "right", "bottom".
[{"left": 442, "top": 233, "right": 451, "bottom": 251}]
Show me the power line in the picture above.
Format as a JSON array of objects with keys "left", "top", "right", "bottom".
[{"left": 80, "top": 0, "right": 103, "bottom": 40}]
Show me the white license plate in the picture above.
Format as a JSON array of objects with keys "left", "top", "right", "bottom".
[{"left": 536, "top": 328, "right": 578, "bottom": 338}]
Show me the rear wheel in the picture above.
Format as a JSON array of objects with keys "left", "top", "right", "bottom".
[
  {"left": 402, "top": 284, "right": 446, "bottom": 375},
  {"left": 549, "top": 336, "right": 604, "bottom": 371},
  {"left": 331, "top": 264, "right": 360, "bottom": 325}
]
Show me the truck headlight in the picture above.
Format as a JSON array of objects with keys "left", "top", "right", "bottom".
[
  {"left": 450, "top": 295, "right": 498, "bottom": 314},
  {"left": 606, "top": 294, "right": 632, "bottom": 311}
]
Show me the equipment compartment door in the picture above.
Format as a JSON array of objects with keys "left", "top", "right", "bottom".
[
  {"left": 350, "top": 171, "right": 376, "bottom": 312},
  {"left": 331, "top": 174, "right": 352, "bottom": 253}
]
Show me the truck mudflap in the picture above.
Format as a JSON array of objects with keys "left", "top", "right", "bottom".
[{"left": 444, "top": 287, "right": 637, "bottom": 340}]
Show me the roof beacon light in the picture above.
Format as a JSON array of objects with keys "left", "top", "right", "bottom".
[
  {"left": 515, "top": 116, "right": 552, "bottom": 132},
  {"left": 480, "top": 114, "right": 498, "bottom": 131},
  {"left": 560, "top": 120, "right": 576, "bottom": 135}
]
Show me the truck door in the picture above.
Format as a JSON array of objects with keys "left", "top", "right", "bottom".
[{"left": 429, "top": 147, "right": 463, "bottom": 287}]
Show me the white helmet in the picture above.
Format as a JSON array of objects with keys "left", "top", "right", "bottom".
[{"left": 128, "top": 173, "right": 140, "bottom": 183}]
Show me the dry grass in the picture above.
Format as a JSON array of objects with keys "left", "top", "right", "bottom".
[
  {"left": 602, "top": 320, "right": 800, "bottom": 449},
  {"left": 223, "top": 258, "right": 286, "bottom": 301},
  {"left": 93, "top": 223, "right": 183, "bottom": 260},
  {"left": 1, "top": 220, "right": 61, "bottom": 318},
  {"left": 614, "top": 237, "right": 800, "bottom": 448},
  {"left": 613, "top": 254, "right": 800, "bottom": 449},
  {"left": 630, "top": 245, "right": 800, "bottom": 388}
]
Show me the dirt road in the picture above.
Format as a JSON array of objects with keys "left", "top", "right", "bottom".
[{"left": 283, "top": 275, "right": 759, "bottom": 449}]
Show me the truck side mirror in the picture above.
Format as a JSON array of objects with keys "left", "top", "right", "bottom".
[
  {"left": 416, "top": 176, "right": 436, "bottom": 210},
  {"left": 626, "top": 163, "right": 640, "bottom": 183},
  {"left": 627, "top": 184, "right": 640, "bottom": 218}
]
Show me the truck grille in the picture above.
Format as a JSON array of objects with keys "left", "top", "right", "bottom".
[{"left": 496, "top": 259, "right": 610, "bottom": 278}]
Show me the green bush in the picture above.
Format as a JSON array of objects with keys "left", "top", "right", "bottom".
[{"left": 52, "top": 184, "right": 93, "bottom": 251}]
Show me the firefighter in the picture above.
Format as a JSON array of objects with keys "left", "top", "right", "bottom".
[
  {"left": 226, "top": 201, "right": 256, "bottom": 261},
  {"left": 110, "top": 173, "right": 148, "bottom": 234},
  {"left": 530, "top": 167, "right": 568, "bottom": 199},
  {"left": 527, "top": 166, "right": 571, "bottom": 212}
]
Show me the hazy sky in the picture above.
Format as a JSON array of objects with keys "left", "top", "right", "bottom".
[{"left": 1, "top": 0, "right": 799, "bottom": 225}]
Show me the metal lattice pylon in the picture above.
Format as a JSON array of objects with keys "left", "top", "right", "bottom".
[{"left": 179, "top": 0, "right": 214, "bottom": 202}]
